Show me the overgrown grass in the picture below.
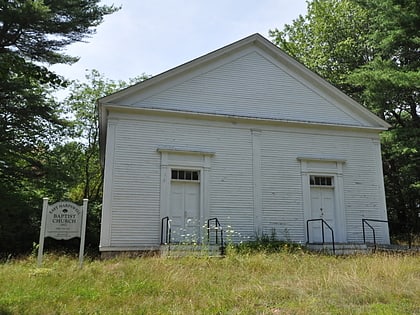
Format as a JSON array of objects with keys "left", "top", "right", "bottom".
[
  {"left": 1, "top": 251, "right": 419, "bottom": 314},
  {"left": 231, "top": 231, "right": 304, "bottom": 254}
]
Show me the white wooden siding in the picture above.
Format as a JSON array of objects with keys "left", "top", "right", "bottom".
[
  {"left": 208, "top": 127, "right": 254, "bottom": 243},
  {"left": 103, "top": 111, "right": 388, "bottom": 247},
  {"left": 260, "top": 131, "right": 304, "bottom": 242},
  {"left": 100, "top": 35, "right": 390, "bottom": 250},
  {"left": 259, "top": 130, "right": 388, "bottom": 243},
  {"left": 342, "top": 139, "right": 389, "bottom": 243},
  {"left": 106, "top": 114, "right": 255, "bottom": 246},
  {"left": 130, "top": 51, "right": 371, "bottom": 127},
  {"left": 110, "top": 123, "right": 161, "bottom": 246}
]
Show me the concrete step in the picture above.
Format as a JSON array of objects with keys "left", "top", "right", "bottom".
[
  {"left": 160, "top": 244, "right": 224, "bottom": 257},
  {"left": 307, "top": 243, "right": 371, "bottom": 255},
  {"left": 369, "top": 244, "right": 420, "bottom": 253}
]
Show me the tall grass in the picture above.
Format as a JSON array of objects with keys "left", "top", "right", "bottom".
[{"left": 0, "top": 251, "right": 419, "bottom": 314}]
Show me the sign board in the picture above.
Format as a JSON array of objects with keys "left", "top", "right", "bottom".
[
  {"left": 45, "top": 201, "right": 82, "bottom": 240},
  {"left": 37, "top": 198, "right": 88, "bottom": 267}
]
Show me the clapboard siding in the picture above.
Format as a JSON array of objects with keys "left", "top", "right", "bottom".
[
  {"left": 109, "top": 121, "right": 162, "bottom": 246},
  {"left": 107, "top": 115, "right": 255, "bottom": 245},
  {"left": 103, "top": 111, "right": 388, "bottom": 248},
  {"left": 342, "top": 140, "right": 388, "bottom": 243},
  {"left": 99, "top": 35, "right": 390, "bottom": 251},
  {"left": 208, "top": 127, "right": 254, "bottom": 242},
  {"left": 132, "top": 52, "right": 367, "bottom": 127},
  {"left": 260, "top": 130, "right": 304, "bottom": 241},
  {"left": 259, "top": 129, "right": 388, "bottom": 243}
]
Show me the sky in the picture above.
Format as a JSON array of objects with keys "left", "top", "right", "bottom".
[{"left": 51, "top": 0, "right": 308, "bottom": 84}]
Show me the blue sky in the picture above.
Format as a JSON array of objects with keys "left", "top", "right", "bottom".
[{"left": 51, "top": 0, "right": 308, "bottom": 83}]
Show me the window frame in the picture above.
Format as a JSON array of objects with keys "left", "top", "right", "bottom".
[
  {"left": 171, "top": 169, "right": 200, "bottom": 182},
  {"left": 309, "top": 175, "right": 334, "bottom": 187}
]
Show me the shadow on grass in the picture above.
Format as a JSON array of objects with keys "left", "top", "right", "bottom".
[{"left": 0, "top": 306, "right": 12, "bottom": 315}]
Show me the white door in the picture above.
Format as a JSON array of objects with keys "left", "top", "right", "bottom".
[
  {"left": 170, "top": 181, "right": 200, "bottom": 243},
  {"left": 310, "top": 185, "right": 335, "bottom": 243}
]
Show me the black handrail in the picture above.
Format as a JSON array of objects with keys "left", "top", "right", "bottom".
[
  {"left": 306, "top": 219, "right": 335, "bottom": 255},
  {"left": 207, "top": 217, "right": 224, "bottom": 248},
  {"left": 161, "top": 216, "right": 171, "bottom": 245},
  {"left": 362, "top": 219, "right": 388, "bottom": 252}
]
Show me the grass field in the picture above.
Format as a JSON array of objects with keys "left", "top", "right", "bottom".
[{"left": 0, "top": 250, "right": 419, "bottom": 314}]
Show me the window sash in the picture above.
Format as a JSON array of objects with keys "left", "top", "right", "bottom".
[
  {"left": 310, "top": 175, "right": 333, "bottom": 187},
  {"left": 171, "top": 169, "right": 200, "bottom": 181}
]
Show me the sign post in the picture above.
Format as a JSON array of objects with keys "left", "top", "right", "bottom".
[
  {"left": 37, "top": 198, "right": 88, "bottom": 267},
  {"left": 37, "top": 198, "right": 49, "bottom": 267},
  {"left": 79, "top": 199, "right": 88, "bottom": 267}
]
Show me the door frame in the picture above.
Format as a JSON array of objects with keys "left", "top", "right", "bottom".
[
  {"left": 158, "top": 147, "right": 214, "bottom": 243},
  {"left": 298, "top": 156, "right": 347, "bottom": 243}
]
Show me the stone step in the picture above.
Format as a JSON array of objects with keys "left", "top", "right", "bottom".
[
  {"left": 307, "top": 243, "right": 371, "bottom": 255},
  {"left": 160, "top": 244, "right": 224, "bottom": 257}
]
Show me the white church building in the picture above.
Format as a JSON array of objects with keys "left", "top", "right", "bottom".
[{"left": 98, "top": 34, "right": 390, "bottom": 254}]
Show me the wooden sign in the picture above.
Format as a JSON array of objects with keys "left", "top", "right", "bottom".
[
  {"left": 37, "top": 198, "right": 88, "bottom": 267},
  {"left": 45, "top": 201, "right": 82, "bottom": 240}
]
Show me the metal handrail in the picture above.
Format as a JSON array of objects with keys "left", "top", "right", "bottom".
[
  {"left": 362, "top": 219, "right": 388, "bottom": 252},
  {"left": 207, "top": 217, "right": 224, "bottom": 248},
  {"left": 161, "top": 216, "right": 171, "bottom": 245},
  {"left": 306, "top": 218, "right": 335, "bottom": 255}
]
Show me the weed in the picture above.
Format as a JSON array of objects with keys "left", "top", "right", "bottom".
[
  {"left": 231, "top": 229, "right": 305, "bottom": 254},
  {"left": 0, "top": 252, "right": 419, "bottom": 314}
]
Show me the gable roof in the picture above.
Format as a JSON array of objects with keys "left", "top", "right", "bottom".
[
  {"left": 98, "top": 34, "right": 390, "bottom": 165},
  {"left": 99, "top": 33, "right": 390, "bottom": 160}
]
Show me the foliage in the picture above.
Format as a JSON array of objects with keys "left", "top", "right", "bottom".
[
  {"left": 270, "top": 0, "right": 420, "bottom": 235},
  {"left": 0, "top": 1, "right": 118, "bottom": 255},
  {"left": 0, "top": 253, "right": 419, "bottom": 314},
  {"left": 232, "top": 230, "right": 304, "bottom": 254},
  {"left": 63, "top": 70, "right": 149, "bottom": 201},
  {"left": 348, "top": 0, "right": 420, "bottom": 227},
  {"left": 269, "top": 0, "right": 371, "bottom": 98},
  {"left": 54, "top": 70, "right": 150, "bottom": 250}
]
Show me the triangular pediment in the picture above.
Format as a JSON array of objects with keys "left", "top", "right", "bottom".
[{"left": 100, "top": 34, "right": 389, "bottom": 130}]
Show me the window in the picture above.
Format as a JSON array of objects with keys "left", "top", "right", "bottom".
[
  {"left": 171, "top": 169, "right": 200, "bottom": 181},
  {"left": 310, "top": 175, "right": 333, "bottom": 187}
]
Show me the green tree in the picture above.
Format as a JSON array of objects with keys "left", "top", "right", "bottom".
[
  {"left": 269, "top": 0, "right": 372, "bottom": 99},
  {"left": 348, "top": 0, "right": 420, "bottom": 238},
  {"left": 58, "top": 70, "right": 150, "bottom": 249},
  {"left": 270, "top": 0, "right": 420, "bottom": 240},
  {"left": 0, "top": 1, "right": 118, "bottom": 255},
  {"left": 64, "top": 70, "right": 150, "bottom": 201}
]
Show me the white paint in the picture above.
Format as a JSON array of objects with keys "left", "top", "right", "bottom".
[
  {"left": 101, "top": 112, "right": 389, "bottom": 247},
  {"left": 170, "top": 181, "right": 201, "bottom": 243},
  {"left": 252, "top": 130, "right": 262, "bottom": 236},
  {"left": 299, "top": 158, "right": 347, "bottom": 243},
  {"left": 157, "top": 149, "right": 213, "bottom": 245},
  {"left": 310, "top": 186, "right": 335, "bottom": 243},
  {"left": 98, "top": 35, "right": 390, "bottom": 252},
  {"left": 99, "top": 122, "right": 116, "bottom": 249},
  {"left": 45, "top": 201, "right": 82, "bottom": 239},
  {"left": 101, "top": 35, "right": 389, "bottom": 130},
  {"left": 37, "top": 198, "right": 49, "bottom": 266},
  {"left": 38, "top": 198, "right": 88, "bottom": 267}
]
